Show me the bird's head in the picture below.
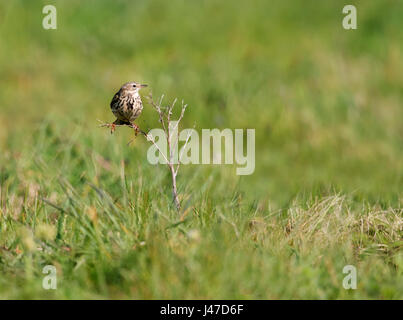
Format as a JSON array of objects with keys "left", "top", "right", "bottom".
[{"left": 120, "top": 81, "right": 148, "bottom": 94}]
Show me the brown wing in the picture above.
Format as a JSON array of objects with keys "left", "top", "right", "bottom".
[
  {"left": 111, "top": 91, "right": 130, "bottom": 124},
  {"left": 110, "top": 91, "right": 128, "bottom": 122},
  {"left": 110, "top": 91, "right": 121, "bottom": 110}
]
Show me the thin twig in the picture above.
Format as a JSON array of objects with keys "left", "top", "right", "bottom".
[
  {"left": 101, "top": 93, "right": 190, "bottom": 213},
  {"left": 175, "top": 126, "right": 194, "bottom": 177},
  {"left": 171, "top": 101, "right": 188, "bottom": 157},
  {"left": 98, "top": 120, "right": 169, "bottom": 163}
]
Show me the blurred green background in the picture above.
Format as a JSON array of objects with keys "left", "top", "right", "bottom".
[
  {"left": 1, "top": 0, "right": 402, "bottom": 206},
  {"left": 0, "top": 0, "right": 402, "bottom": 299}
]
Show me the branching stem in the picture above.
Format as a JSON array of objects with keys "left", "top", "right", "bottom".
[{"left": 99, "top": 94, "right": 190, "bottom": 212}]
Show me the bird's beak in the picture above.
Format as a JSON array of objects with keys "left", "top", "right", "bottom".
[{"left": 140, "top": 84, "right": 148, "bottom": 88}]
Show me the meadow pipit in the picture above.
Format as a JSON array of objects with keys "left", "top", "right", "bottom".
[{"left": 109, "top": 81, "right": 147, "bottom": 134}]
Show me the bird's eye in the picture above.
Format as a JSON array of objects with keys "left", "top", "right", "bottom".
[{"left": 133, "top": 84, "right": 136, "bottom": 88}]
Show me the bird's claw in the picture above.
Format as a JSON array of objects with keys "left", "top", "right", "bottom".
[{"left": 132, "top": 124, "right": 140, "bottom": 137}]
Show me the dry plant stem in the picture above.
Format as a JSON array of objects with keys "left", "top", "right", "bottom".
[
  {"left": 98, "top": 121, "right": 168, "bottom": 161},
  {"left": 99, "top": 94, "right": 190, "bottom": 213},
  {"left": 147, "top": 95, "right": 190, "bottom": 212},
  {"left": 169, "top": 163, "right": 180, "bottom": 210}
]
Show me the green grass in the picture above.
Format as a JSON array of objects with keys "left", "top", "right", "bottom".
[{"left": 0, "top": 0, "right": 402, "bottom": 299}]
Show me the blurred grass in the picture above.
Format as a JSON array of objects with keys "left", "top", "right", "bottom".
[{"left": 0, "top": 0, "right": 402, "bottom": 298}]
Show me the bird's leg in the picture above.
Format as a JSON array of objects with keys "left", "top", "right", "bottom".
[
  {"left": 110, "top": 119, "right": 124, "bottom": 134},
  {"left": 98, "top": 121, "right": 115, "bottom": 133},
  {"left": 132, "top": 123, "right": 140, "bottom": 136},
  {"left": 110, "top": 123, "right": 116, "bottom": 134}
]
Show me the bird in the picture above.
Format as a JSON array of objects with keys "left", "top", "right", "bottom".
[{"left": 109, "top": 81, "right": 148, "bottom": 134}]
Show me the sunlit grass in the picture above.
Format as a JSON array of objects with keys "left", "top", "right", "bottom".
[{"left": 0, "top": 0, "right": 402, "bottom": 299}]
